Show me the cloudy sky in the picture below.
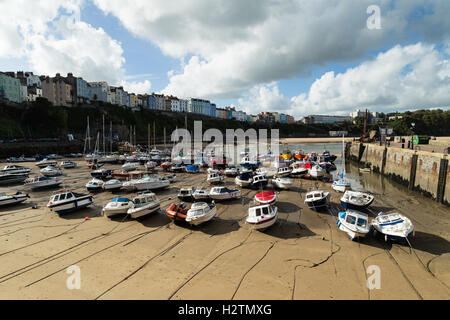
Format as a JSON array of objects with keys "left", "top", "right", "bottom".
[{"left": 1, "top": 0, "right": 449, "bottom": 118}]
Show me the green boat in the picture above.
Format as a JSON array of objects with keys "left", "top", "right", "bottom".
[{"left": 0, "top": 173, "right": 29, "bottom": 184}]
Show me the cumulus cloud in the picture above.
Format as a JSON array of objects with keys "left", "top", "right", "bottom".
[{"left": 120, "top": 80, "right": 152, "bottom": 94}]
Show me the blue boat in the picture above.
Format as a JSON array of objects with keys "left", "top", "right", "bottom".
[{"left": 185, "top": 165, "right": 200, "bottom": 173}]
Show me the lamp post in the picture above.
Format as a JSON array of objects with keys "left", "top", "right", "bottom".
[{"left": 410, "top": 122, "right": 415, "bottom": 150}]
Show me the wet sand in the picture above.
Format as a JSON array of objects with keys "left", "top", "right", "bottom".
[{"left": 0, "top": 160, "right": 449, "bottom": 300}]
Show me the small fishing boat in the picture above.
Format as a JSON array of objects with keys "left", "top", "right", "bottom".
[
  {"left": 178, "top": 187, "right": 196, "bottom": 202},
  {"left": 254, "top": 190, "right": 277, "bottom": 204},
  {"left": 186, "top": 202, "right": 217, "bottom": 225},
  {"left": 102, "top": 197, "right": 133, "bottom": 218},
  {"left": 60, "top": 161, "right": 77, "bottom": 169},
  {"left": 272, "top": 177, "right": 292, "bottom": 190},
  {"left": 340, "top": 190, "right": 374, "bottom": 210},
  {"left": 90, "top": 169, "right": 113, "bottom": 179},
  {"left": 332, "top": 178, "right": 351, "bottom": 192},
  {"left": 207, "top": 172, "right": 224, "bottom": 184},
  {"left": 304, "top": 190, "right": 330, "bottom": 210},
  {"left": 7, "top": 155, "right": 35, "bottom": 163},
  {"left": 246, "top": 203, "right": 278, "bottom": 230},
  {"left": 36, "top": 159, "right": 57, "bottom": 168},
  {"left": 0, "top": 173, "right": 29, "bottom": 184},
  {"left": 276, "top": 166, "right": 292, "bottom": 177},
  {"left": 170, "top": 164, "right": 186, "bottom": 172},
  {"left": 371, "top": 212, "right": 415, "bottom": 242},
  {"left": 290, "top": 163, "right": 308, "bottom": 177},
  {"left": 193, "top": 188, "right": 210, "bottom": 201},
  {"left": 337, "top": 209, "right": 370, "bottom": 240},
  {"left": 166, "top": 202, "right": 188, "bottom": 222},
  {"left": 86, "top": 178, "right": 104, "bottom": 192},
  {"left": 235, "top": 172, "right": 253, "bottom": 187},
  {"left": 322, "top": 151, "right": 337, "bottom": 163},
  {"left": 0, "top": 192, "right": 29, "bottom": 207},
  {"left": 145, "top": 161, "right": 158, "bottom": 170},
  {"left": 209, "top": 187, "right": 242, "bottom": 201},
  {"left": 40, "top": 166, "right": 63, "bottom": 177},
  {"left": 224, "top": 166, "right": 239, "bottom": 177},
  {"left": 122, "top": 162, "right": 140, "bottom": 171},
  {"left": 47, "top": 189, "right": 94, "bottom": 214},
  {"left": 251, "top": 174, "right": 268, "bottom": 189},
  {"left": 185, "top": 165, "right": 200, "bottom": 173},
  {"left": 24, "top": 176, "right": 63, "bottom": 190},
  {"left": 111, "top": 170, "right": 131, "bottom": 180},
  {"left": 103, "top": 179, "right": 122, "bottom": 191},
  {"left": 127, "top": 192, "right": 160, "bottom": 219},
  {"left": 308, "top": 164, "right": 325, "bottom": 179},
  {"left": 240, "top": 155, "right": 260, "bottom": 170},
  {"left": 161, "top": 161, "right": 172, "bottom": 170},
  {"left": 1, "top": 165, "right": 31, "bottom": 174},
  {"left": 122, "top": 175, "right": 170, "bottom": 191},
  {"left": 255, "top": 167, "right": 277, "bottom": 178}
]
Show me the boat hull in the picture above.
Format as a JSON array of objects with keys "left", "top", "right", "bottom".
[
  {"left": 305, "top": 197, "right": 329, "bottom": 210},
  {"left": 128, "top": 203, "right": 160, "bottom": 219},
  {"left": 0, "top": 195, "right": 29, "bottom": 207},
  {"left": 48, "top": 197, "right": 94, "bottom": 214},
  {"left": 247, "top": 214, "right": 277, "bottom": 230},
  {"left": 340, "top": 198, "right": 374, "bottom": 210}
]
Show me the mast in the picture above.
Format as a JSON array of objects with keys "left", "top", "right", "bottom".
[
  {"left": 148, "top": 123, "right": 150, "bottom": 153},
  {"left": 109, "top": 121, "right": 112, "bottom": 154},
  {"left": 342, "top": 133, "right": 346, "bottom": 177},
  {"left": 134, "top": 125, "right": 136, "bottom": 147},
  {"left": 102, "top": 114, "right": 105, "bottom": 155},
  {"left": 164, "top": 127, "right": 166, "bottom": 150},
  {"left": 83, "top": 116, "right": 90, "bottom": 155},
  {"left": 153, "top": 121, "right": 156, "bottom": 149}
]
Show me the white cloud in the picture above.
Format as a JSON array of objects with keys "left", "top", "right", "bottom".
[{"left": 120, "top": 80, "right": 152, "bottom": 94}]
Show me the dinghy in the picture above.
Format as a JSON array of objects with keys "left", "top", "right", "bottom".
[
  {"left": 40, "top": 166, "right": 63, "bottom": 177},
  {"left": 272, "top": 177, "right": 292, "bottom": 190},
  {"left": 47, "top": 189, "right": 94, "bottom": 214},
  {"left": 209, "top": 187, "right": 241, "bottom": 201},
  {"left": 178, "top": 187, "right": 196, "bottom": 202},
  {"left": 246, "top": 203, "right": 278, "bottom": 230},
  {"left": 166, "top": 202, "right": 188, "bottom": 222},
  {"left": 186, "top": 202, "right": 217, "bottom": 225},
  {"left": 36, "top": 159, "right": 57, "bottom": 168},
  {"left": 86, "top": 178, "right": 104, "bottom": 192},
  {"left": 185, "top": 165, "right": 200, "bottom": 173},
  {"left": 103, "top": 179, "right": 122, "bottom": 191},
  {"left": 235, "top": 172, "right": 253, "bottom": 187},
  {"left": 340, "top": 190, "right": 374, "bottom": 210},
  {"left": 304, "top": 190, "right": 330, "bottom": 210},
  {"left": 254, "top": 190, "right": 277, "bottom": 204},
  {"left": 337, "top": 209, "right": 370, "bottom": 240},
  {"left": 102, "top": 197, "right": 133, "bottom": 218},
  {"left": 0, "top": 192, "right": 29, "bottom": 207},
  {"left": 24, "top": 176, "right": 63, "bottom": 190},
  {"left": 371, "top": 212, "right": 414, "bottom": 241},
  {"left": 127, "top": 192, "right": 160, "bottom": 219}
]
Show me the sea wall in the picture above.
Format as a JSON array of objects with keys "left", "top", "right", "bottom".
[{"left": 347, "top": 142, "right": 449, "bottom": 206}]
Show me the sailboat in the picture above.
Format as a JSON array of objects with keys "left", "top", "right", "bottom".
[{"left": 332, "top": 134, "right": 351, "bottom": 192}]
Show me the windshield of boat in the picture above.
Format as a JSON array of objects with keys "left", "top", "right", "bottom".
[
  {"left": 190, "top": 209, "right": 204, "bottom": 216},
  {"left": 346, "top": 215, "right": 356, "bottom": 225},
  {"left": 357, "top": 218, "right": 367, "bottom": 228}
]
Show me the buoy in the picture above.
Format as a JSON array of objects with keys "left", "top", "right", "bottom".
[{"left": 85, "top": 217, "right": 89, "bottom": 220}]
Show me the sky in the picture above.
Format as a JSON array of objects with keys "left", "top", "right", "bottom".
[{"left": 0, "top": 0, "right": 449, "bottom": 119}]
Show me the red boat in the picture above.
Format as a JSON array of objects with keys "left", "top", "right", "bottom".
[
  {"left": 166, "top": 203, "right": 188, "bottom": 222},
  {"left": 254, "top": 190, "right": 277, "bottom": 204},
  {"left": 161, "top": 162, "right": 172, "bottom": 170},
  {"left": 111, "top": 170, "right": 131, "bottom": 180}
]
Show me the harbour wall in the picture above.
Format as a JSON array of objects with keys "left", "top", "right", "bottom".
[{"left": 347, "top": 142, "right": 449, "bottom": 206}]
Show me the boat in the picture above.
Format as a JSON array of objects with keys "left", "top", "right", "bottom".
[
  {"left": 111, "top": 170, "right": 131, "bottom": 180},
  {"left": 102, "top": 197, "right": 133, "bottom": 218},
  {"left": 207, "top": 172, "right": 224, "bottom": 184},
  {"left": 24, "top": 176, "right": 63, "bottom": 190},
  {"left": 255, "top": 167, "right": 277, "bottom": 178},
  {"left": 193, "top": 188, "right": 210, "bottom": 201},
  {"left": 7, "top": 155, "right": 35, "bottom": 163},
  {"left": 127, "top": 192, "right": 160, "bottom": 219},
  {"left": 276, "top": 166, "right": 292, "bottom": 177},
  {"left": 322, "top": 151, "right": 337, "bottom": 163},
  {"left": 163, "top": 174, "right": 177, "bottom": 183},
  {"left": 304, "top": 190, "right": 330, "bottom": 210},
  {"left": 240, "top": 155, "right": 260, "bottom": 170},
  {"left": 122, "top": 175, "right": 170, "bottom": 191},
  {"left": 308, "top": 164, "right": 325, "bottom": 179},
  {"left": 98, "top": 154, "right": 118, "bottom": 164},
  {"left": 272, "top": 177, "right": 292, "bottom": 190},
  {"left": 0, "top": 173, "right": 29, "bottom": 184},
  {"left": 166, "top": 202, "right": 188, "bottom": 222},
  {"left": 161, "top": 161, "right": 172, "bottom": 170},
  {"left": 340, "top": 190, "right": 374, "bottom": 210},
  {"left": 170, "top": 164, "right": 185, "bottom": 173},
  {"left": 332, "top": 134, "right": 351, "bottom": 192},
  {"left": 60, "top": 161, "right": 77, "bottom": 169},
  {"left": 1, "top": 165, "right": 31, "bottom": 174},
  {"left": 185, "top": 165, "right": 200, "bottom": 173},
  {"left": 186, "top": 202, "right": 217, "bottom": 225},
  {"left": 178, "top": 187, "right": 196, "bottom": 202},
  {"left": 46, "top": 154, "right": 62, "bottom": 160},
  {"left": 209, "top": 187, "right": 242, "bottom": 201},
  {"left": 359, "top": 167, "right": 371, "bottom": 173},
  {"left": 254, "top": 190, "right": 277, "bottom": 204},
  {"left": 290, "top": 163, "right": 308, "bottom": 177},
  {"left": 47, "top": 189, "right": 94, "bottom": 214},
  {"left": 235, "top": 172, "right": 253, "bottom": 187},
  {"left": 122, "top": 162, "right": 140, "bottom": 172},
  {"left": 337, "top": 209, "right": 370, "bottom": 240},
  {"left": 36, "top": 159, "right": 57, "bottom": 168},
  {"left": 86, "top": 178, "right": 104, "bottom": 192},
  {"left": 246, "top": 203, "right": 278, "bottom": 230},
  {"left": 251, "top": 174, "right": 268, "bottom": 189},
  {"left": 371, "top": 212, "right": 415, "bottom": 242},
  {"left": 224, "top": 166, "right": 239, "bottom": 177},
  {"left": 145, "top": 161, "right": 158, "bottom": 170},
  {"left": 40, "top": 166, "right": 63, "bottom": 177},
  {"left": 103, "top": 179, "right": 123, "bottom": 191},
  {"left": 0, "top": 192, "right": 29, "bottom": 207},
  {"left": 90, "top": 169, "right": 113, "bottom": 179}
]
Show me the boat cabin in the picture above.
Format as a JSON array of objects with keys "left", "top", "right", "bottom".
[{"left": 339, "top": 210, "right": 369, "bottom": 229}]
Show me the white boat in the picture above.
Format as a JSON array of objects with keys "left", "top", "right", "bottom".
[
  {"left": 24, "top": 176, "right": 63, "bottom": 190},
  {"left": 276, "top": 166, "right": 292, "bottom": 177},
  {"left": 340, "top": 190, "right": 374, "bottom": 210},
  {"left": 1, "top": 165, "right": 31, "bottom": 174},
  {"left": 252, "top": 174, "right": 268, "bottom": 188},
  {"left": 178, "top": 187, "right": 196, "bottom": 202},
  {"left": 209, "top": 187, "right": 242, "bottom": 200},
  {"left": 235, "top": 172, "right": 253, "bottom": 187},
  {"left": 40, "top": 166, "right": 63, "bottom": 177},
  {"left": 127, "top": 192, "right": 160, "bottom": 219},
  {"left": 163, "top": 174, "right": 177, "bottom": 183},
  {"left": 186, "top": 202, "right": 217, "bottom": 225},
  {"left": 103, "top": 179, "right": 122, "bottom": 191},
  {"left": 86, "top": 178, "right": 104, "bottom": 192},
  {"left": 47, "top": 189, "right": 94, "bottom": 214},
  {"left": 272, "top": 177, "right": 292, "bottom": 190},
  {"left": 102, "top": 197, "right": 133, "bottom": 218},
  {"left": 308, "top": 164, "right": 325, "bottom": 178},
  {"left": 290, "top": 163, "right": 308, "bottom": 176},
  {"left": 304, "top": 190, "right": 330, "bottom": 210},
  {"left": 122, "top": 162, "right": 140, "bottom": 171},
  {"left": 337, "top": 209, "right": 370, "bottom": 240},
  {"left": 207, "top": 172, "right": 224, "bottom": 184},
  {"left": 0, "top": 192, "right": 29, "bottom": 207},
  {"left": 46, "top": 154, "right": 62, "bottom": 159},
  {"left": 36, "top": 159, "right": 57, "bottom": 168},
  {"left": 255, "top": 167, "right": 277, "bottom": 178},
  {"left": 332, "top": 134, "right": 351, "bottom": 192},
  {"left": 60, "top": 161, "right": 77, "bottom": 169},
  {"left": 122, "top": 175, "right": 170, "bottom": 191},
  {"left": 371, "top": 212, "right": 415, "bottom": 241},
  {"left": 193, "top": 188, "right": 210, "bottom": 201},
  {"left": 224, "top": 167, "right": 239, "bottom": 177},
  {"left": 246, "top": 203, "right": 278, "bottom": 230}
]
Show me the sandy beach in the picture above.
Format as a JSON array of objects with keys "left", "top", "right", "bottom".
[
  {"left": 0, "top": 160, "right": 449, "bottom": 300},
  {"left": 280, "top": 137, "right": 355, "bottom": 144}
]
